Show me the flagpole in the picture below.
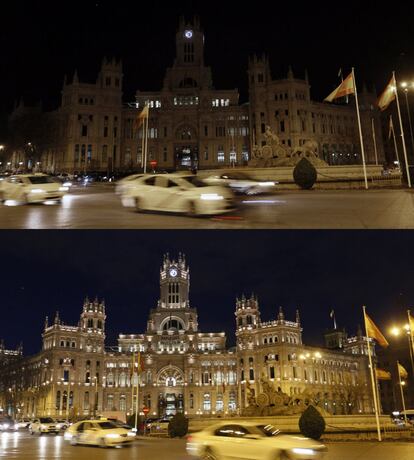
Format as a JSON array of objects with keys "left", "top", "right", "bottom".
[
  {"left": 143, "top": 105, "right": 150, "bottom": 174},
  {"left": 363, "top": 305, "right": 382, "bottom": 441},
  {"left": 397, "top": 361, "right": 407, "bottom": 425},
  {"left": 407, "top": 310, "right": 414, "bottom": 377},
  {"left": 140, "top": 109, "right": 145, "bottom": 169},
  {"left": 134, "top": 352, "right": 140, "bottom": 432},
  {"left": 352, "top": 68, "right": 369, "bottom": 190},
  {"left": 391, "top": 116, "right": 401, "bottom": 170},
  {"left": 131, "top": 352, "right": 136, "bottom": 428},
  {"left": 371, "top": 118, "right": 379, "bottom": 166},
  {"left": 394, "top": 71, "right": 412, "bottom": 188}
]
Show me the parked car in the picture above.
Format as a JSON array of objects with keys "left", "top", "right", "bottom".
[
  {"left": 151, "top": 415, "right": 174, "bottom": 433},
  {"left": 29, "top": 417, "right": 60, "bottom": 435},
  {"left": 120, "top": 174, "right": 235, "bottom": 216},
  {"left": 55, "top": 419, "right": 70, "bottom": 431},
  {"left": 203, "top": 172, "right": 277, "bottom": 195},
  {"left": 186, "top": 422, "right": 327, "bottom": 460},
  {"left": 64, "top": 420, "right": 136, "bottom": 447},
  {"left": 0, "top": 174, "right": 69, "bottom": 204}
]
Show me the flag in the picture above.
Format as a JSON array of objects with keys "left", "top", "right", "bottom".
[
  {"left": 409, "top": 312, "right": 414, "bottom": 333},
  {"left": 324, "top": 72, "right": 355, "bottom": 102},
  {"left": 376, "top": 368, "right": 392, "bottom": 380},
  {"left": 338, "top": 68, "right": 343, "bottom": 79},
  {"left": 398, "top": 362, "right": 408, "bottom": 379},
  {"left": 330, "top": 309, "right": 335, "bottom": 318},
  {"left": 378, "top": 75, "right": 396, "bottom": 112},
  {"left": 364, "top": 311, "right": 389, "bottom": 347},
  {"left": 135, "top": 104, "right": 149, "bottom": 130}
]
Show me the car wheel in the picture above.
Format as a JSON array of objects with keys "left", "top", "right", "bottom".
[
  {"left": 135, "top": 197, "right": 142, "bottom": 212},
  {"left": 201, "top": 447, "right": 219, "bottom": 460},
  {"left": 30, "top": 430, "right": 34, "bottom": 435},
  {"left": 99, "top": 437, "right": 107, "bottom": 448}
]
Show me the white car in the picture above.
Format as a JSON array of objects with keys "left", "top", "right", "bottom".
[
  {"left": 121, "top": 174, "right": 235, "bottom": 216},
  {"left": 29, "top": 417, "right": 60, "bottom": 435},
  {"left": 203, "top": 172, "right": 276, "bottom": 195},
  {"left": 0, "top": 174, "right": 69, "bottom": 204},
  {"left": 64, "top": 420, "right": 136, "bottom": 447},
  {"left": 115, "top": 173, "right": 145, "bottom": 195},
  {"left": 13, "top": 418, "right": 31, "bottom": 430},
  {"left": 186, "top": 422, "right": 327, "bottom": 460}
]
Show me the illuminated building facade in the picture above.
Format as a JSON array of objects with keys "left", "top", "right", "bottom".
[{"left": 0, "top": 254, "right": 373, "bottom": 419}]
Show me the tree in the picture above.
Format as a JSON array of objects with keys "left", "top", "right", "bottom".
[
  {"left": 293, "top": 158, "right": 317, "bottom": 190},
  {"left": 168, "top": 413, "right": 189, "bottom": 438},
  {"left": 299, "top": 405, "right": 326, "bottom": 440}
]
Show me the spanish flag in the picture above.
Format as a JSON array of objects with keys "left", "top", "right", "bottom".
[
  {"left": 398, "top": 362, "right": 408, "bottom": 379},
  {"left": 364, "top": 311, "right": 389, "bottom": 347},
  {"left": 136, "top": 352, "right": 144, "bottom": 375},
  {"left": 378, "top": 75, "right": 396, "bottom": 112},
  {"left": 409, "top": 312, "right": 414, "bottom": 334},
  {"left": 375, "top": 368, "right": 392, "bottom": 380},
  {"left": 324, "top": 72, "right": 355, "bottom": 102}
]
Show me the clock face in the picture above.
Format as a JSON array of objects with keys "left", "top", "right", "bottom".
[
  {"left": 169, "top": 269, "right": 178, "bottom": 277},
  {"left": 184, "top": 30, "right": 193, "bottom": 39}
]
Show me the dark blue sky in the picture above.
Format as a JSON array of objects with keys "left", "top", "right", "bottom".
[
  {"left": 0, "top": 231, "right": 412, "bottom": 355},
  {"left": 1, "top": 0, "right": 414, "bottom": 132}
]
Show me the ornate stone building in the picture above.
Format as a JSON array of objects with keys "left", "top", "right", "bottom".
[
  {"left": 0, "top": 253, "right": 374, "bottom": 420},
  {"left": 4, "top": 17, "right": 386, "bottom": 173}
]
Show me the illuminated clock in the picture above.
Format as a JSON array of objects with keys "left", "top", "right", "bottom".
[
  {"left": 184, "top": 30, "right": 193, "bottom": 39},
  {"left": 169, "top": 268, "right": 178, "bottom": 277}
]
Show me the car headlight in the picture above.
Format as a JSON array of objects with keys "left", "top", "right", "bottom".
[
  {"left": 200, "top": 193, "right": 224, "bottom": 201},
  {"left": 30, "top": 189, "right": 44, "bottom": 194},
  {"left": 2, "top": 423, "right": 10, "bottom": 429},
  {"left": 292, "top": 448, "right": 316, "bottom": 455},
  {"left": 105, "top": 433, "right": 120, "bottom": 438},
  {"left": 59, "top": 186, "right": 69, "bottom": 192},
  {"left": 63, "top": 182, "right": 72, "bottom": 187},
  {"left": 40, "top": 424, "right": 47, "bottom": 430},
  {"left": 127, "top": 431, "right": 136, "bottom": 437},
  {"left": 258, "top": 181, "right": 275, "bottom": 186}
]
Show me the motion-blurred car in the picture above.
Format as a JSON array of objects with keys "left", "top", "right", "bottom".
[
  {"left": 203, "top": 172, "right": 277, "bottom": 195},
  {"left": 29, "top": 417, "right": 60, "bottom": 435},
  {"left": 186, "top": 422, "right": 327, "bottom": 460},
  {"left": 120, "top": 174, "right": 235, "bottom": 216},
  {"left": 0, "top": 174, "right": 69, "bottom": 204},
  {"left": 151, "top": 415, "right": 173, "bottom": 433},
  {"left": 13, "top": 418, "right": 31, "bottom": 430},
  {"left": 56, "top": 419, "right": 70, "bottom": 431},
  {"left": 64, "top": 420, "right": 136, "bottom": 447},
  {"left": 0, "top": 416, "right": 14, "bottom": 431},
  {"left": 115, "top": 173, "right": 145, "bottom": 195}
]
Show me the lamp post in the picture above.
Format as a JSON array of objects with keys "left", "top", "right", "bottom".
[{"left": 401, "top": 82, "right": 414, "bottom": 161}]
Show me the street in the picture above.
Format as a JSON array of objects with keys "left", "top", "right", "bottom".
[
  {"left": 1, "top": 432, "right": 414, "bottom": 460},
  {"left": 1, "top": 185, "right": 414, "bottom": 229}
]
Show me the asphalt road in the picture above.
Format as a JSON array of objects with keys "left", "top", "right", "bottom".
[
  {"left": 0, "top": 432, "right": 413, "bottom": 460},
  {"left": 1, "top": 185, "right": 414, "bottom": 229}
]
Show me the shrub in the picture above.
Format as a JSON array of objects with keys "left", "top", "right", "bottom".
[
  {"left": 299, "top": 405, "right": 326, "bottom": 440},
  {"left": 293, "top": 158, "right": 317, "bottom": 190},
  {"left": 168, "top": 413, "right": 189, "bottom": 438}
]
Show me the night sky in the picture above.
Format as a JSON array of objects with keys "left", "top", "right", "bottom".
[
  {"left": 0, "top": 231, "right": 412, "bottom": 356},
  {"left": 1, "top": 0, "right": 414, "bottom": 135}
]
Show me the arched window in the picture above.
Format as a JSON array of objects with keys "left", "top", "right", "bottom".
[
  {"left": 119, "top": 372, "right": 126, "bottom": 387},
  {"left": 87, "top": 319, "right": 93, "bottom": 328},
  {"left": 56, "top": 390, "right": 61, "bottom": 410},
  {"left": 179, "top": 78, "right": 198, "bottom": 88},
  {"left": 246, "top": 316, "right": 252, "bottom": 325},
  {"left": 97, "top": 320, "right": 102, "bottom": 329},
  {"left": 119, "top": 395, "right": 126, "bottom": 411},
  {"left": 163, "top": 318, "right": 184, "bottom": 331},
  {"left": 216, "top": 393, "right": 223, "bottom": 412},
  {"left": 62, "top": 391, "right": 68, "bottom": 410},
  {"left": 107, "top": 373, "right": 114, "bottom": 386},
  {"left": 203, "top": 393, "right": 211, "bottom": 411},
  {"left": 228, "top": 390, "right": 237, "bottom": 411},
  {"left": 85, "top": 371, "right": 90, "bottom": 383}
]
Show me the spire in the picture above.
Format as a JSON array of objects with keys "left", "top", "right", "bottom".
[
  {"left": 296, "top": 309, "right": 301, "bottom": 325},
  {"left": 304, "top": 68, "right": 309, "bottom": 83},
  {"left": 44, "top": 316, "right": 49, "bottom": 330},
  {"left": 54, "top": 311, "right": 60, "bottom": 325},
  {"left": 73, "top": 69, "right": 79, "bottom": 85},
  {"left": 287, "top": 65, "right": 294, "bottom": 80},
  {"left": 357, "top": 324, "right": 363, "bottom": 338},
  {"left": 278, "top": 306, "right": 284, "bottom": 321}
]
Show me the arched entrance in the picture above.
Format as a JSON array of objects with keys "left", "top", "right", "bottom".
[{"left": 156, "top": 365, "right": 185, "bottom": 416}]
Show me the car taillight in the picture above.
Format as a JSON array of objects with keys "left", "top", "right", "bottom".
[{"left": 187, "top": 435, "right": 193, "bottom": 442}]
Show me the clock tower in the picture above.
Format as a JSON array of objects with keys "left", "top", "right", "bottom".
[
  {"left": 175, "top": 16, "right": 205, "bottom": 67},
  {"left": 159, "top": 252, "right": 190, "bottom": 309}
]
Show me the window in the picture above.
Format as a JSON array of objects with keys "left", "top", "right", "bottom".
[
  {"left": 269, "top": 366, "right": 275, "bottom": 379},
  {"left": 120, "top": 395, "right": 126, "bottom": 411},
  {"left": 63, "top": 370, "right": 69, "bottom": 382},
  {"left": 81, "top": 125, "right": 88, "bottom": 137},
  {"left": 105, "top": 77, "right": 111, "bottom": 86},
  {"left": 84, "top": 392, "right": 90, "bottom": 410},
  {"left": 203, "top": 393, "right": 211, "bottom": 411}
]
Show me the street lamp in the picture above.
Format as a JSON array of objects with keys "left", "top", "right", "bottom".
[
  {"left": 400, "top": 82, "right": 414, "bottom": 160},
  {"left": 390, "top": 324, "right": 414, "bottom": 377}
]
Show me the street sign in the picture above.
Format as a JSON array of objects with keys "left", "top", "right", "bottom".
[
  {"left": 142, "top": 407, "right": 150, "bottom": 415},
  {"left": 150, "top": 160, "right": 158, "bottom": 168}
]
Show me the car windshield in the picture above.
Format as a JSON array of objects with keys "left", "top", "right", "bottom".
[
  {"left": 223, "top": 173, "right": 252, "bottom": 180},
  {"left": 180, "top": 176, "right": 209, "bottom": 187},
  {"left": 27, "top": 176, "right": 58, "bottom": 184},
  {"left": 97, "top": 422, "right": 118, "bottom": 429},
  {"left": 39, "top": 418, "right": 54, "bottom": 423}
]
